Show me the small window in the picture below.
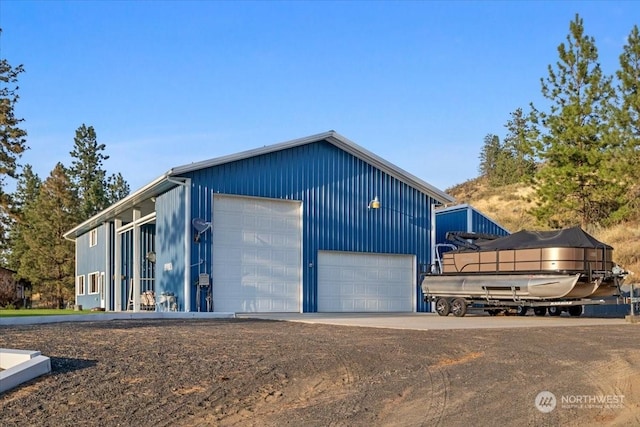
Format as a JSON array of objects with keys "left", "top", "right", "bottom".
[
  {"left": 89, "top": 229, "right": 98, "bottom": 247},
  {"left": 88, "top": 272, "right": 99, "bottom": 294},
  {"left": 77, "top": 275, "right": 85, "bottom": 295}
]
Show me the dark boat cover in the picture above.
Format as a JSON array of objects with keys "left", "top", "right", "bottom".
[{"left": 466, "top": 226, "right": 612, "bottom": 251}]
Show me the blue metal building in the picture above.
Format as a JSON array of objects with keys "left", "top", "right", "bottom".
[
  {"left": 435, "top": 203, "right": 509, "bottom": 245},
  {"left": 64, "top": 131, "right": 455, "bottom": 313}
]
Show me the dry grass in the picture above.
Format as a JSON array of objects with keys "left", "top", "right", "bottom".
[{"left": 446, "top": 180, "right": 640, "bottom": 278}]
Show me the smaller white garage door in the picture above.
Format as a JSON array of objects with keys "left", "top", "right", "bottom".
[{"left": 318, "top": 251, "right": 415, "bottom": 312}]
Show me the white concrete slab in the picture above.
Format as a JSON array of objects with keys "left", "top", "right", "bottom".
[
  {"left": 0, "top": 349, "right": 51, "bottom": 394},
  {"left": 0, "top": 312, "right": 235, "bottom": 326},
  {"left": 238, "top": 312, "right": 631, "bottom": 331}
]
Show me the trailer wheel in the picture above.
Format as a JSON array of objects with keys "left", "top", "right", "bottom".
[
  {"left": 568, "top": 305, "right": 583, "bottom": 317},
  {"left": 533, "top": 307, "right": 547, "bottom": 316},
  {"left": 548, "top": 306, "right": 562, "bottom": 316},
  {"left": 516, "top": 305, "right": 528, "bottom": 316},
  {"left": 451, "top": 298, "right": 468, "bottom": 317},
  {"left": 435, "top": 298, "right": 451, "bottom": 316}
]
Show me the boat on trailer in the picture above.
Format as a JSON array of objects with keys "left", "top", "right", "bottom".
[{"left": 422, "top": 227, "right": 627, "bottom": 317}]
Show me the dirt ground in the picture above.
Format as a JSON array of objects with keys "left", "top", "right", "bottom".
[{"left": 1, "top": 318, "right": 639, "bottom": 426}]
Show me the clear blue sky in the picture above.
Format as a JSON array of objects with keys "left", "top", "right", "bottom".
[{"left": 1, "top": 1, "right": 638, "bottom": 193}]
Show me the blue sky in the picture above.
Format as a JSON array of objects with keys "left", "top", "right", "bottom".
[{"left": 1, "top": 1, "right": 638, "bottom": 193}]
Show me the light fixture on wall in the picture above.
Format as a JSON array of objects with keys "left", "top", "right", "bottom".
[{"left": 368, "top": 196, "right": 380, "bottom": 209}]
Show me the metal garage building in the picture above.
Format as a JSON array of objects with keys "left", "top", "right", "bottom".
[
  {"left": 64, "top": 131, "right": 455, "bottom": 313},
  {"left": 435, "top": 203, "right": 509, "bottom": 244}
]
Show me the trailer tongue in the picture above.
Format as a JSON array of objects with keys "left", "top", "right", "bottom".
[{"left": 422, "top": 227, "right": 628, "bottom": 317}]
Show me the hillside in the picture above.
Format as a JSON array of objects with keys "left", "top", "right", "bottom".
[{"left": 445, "top": 177, "right": 640, "bottom": 280}]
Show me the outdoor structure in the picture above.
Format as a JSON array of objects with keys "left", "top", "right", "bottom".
[
  {"left": 434, "top": 204, "right": 509, "bottom": 245},
  {"left": 0, "top": 267, "right": 31, "bottom": 309},
  {"left": 64, "top": 131, "right": 456, "bottom": 313}
]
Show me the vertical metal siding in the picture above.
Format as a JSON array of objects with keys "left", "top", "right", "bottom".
[
  {"left": 120, "top": 230, "right": 133, "bottom": 310},
  {"left": 76, "top": 223, "right": 109, "bottom": 309},
  {"left": 471, "top": 210, "right": 509, "bottom": 236},
  {"left": 182, "top": 141, "right": 435, "bottom": 312},
  {"left": 435, "top": 209, "right": 468, "bottom": 244},
  {"left": 155, "top": 185, "right": 186, "bottom": 302}
]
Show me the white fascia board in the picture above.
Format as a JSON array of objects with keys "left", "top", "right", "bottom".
[{"left": 435, "top": 203, "right": 471, "bottom": 214}]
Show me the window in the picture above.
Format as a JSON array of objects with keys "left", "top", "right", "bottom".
[
  {"left": 88, "top": 272, "right": 99, "bottom": 294},
  {"left": 89, "top": 229, "right": 98, "bottom": 247},
  {"left": 76, "top": 275, "right": 85, "bottom": 295}
]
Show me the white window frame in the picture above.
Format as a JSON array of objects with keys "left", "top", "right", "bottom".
[
  {"left": 89, "top": 229, "right": 98, "bottom": 247},
  {"left": 76, "top": 275, "right": 85, "bottom": 295},
  {"left": 88, "top": 272, "right": 100, "bottom": 294}
]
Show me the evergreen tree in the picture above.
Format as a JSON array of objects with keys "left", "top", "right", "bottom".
[
  {"left": 614, "top": 25, "right": 640, "bottom": 220},
  {"left": 617, "top": 25, "right": 640, "bottom": 140},
  {"left": 6, "top": 165, "right": 41, "bottom": 271},
  {"left": 106, "top": 172, "right": 130, "bottom": 205},
  {"left": 531, "top": 14, "right": 621, "bottom": 228},
  {"left": 19, "top": 163, "right": 77, "bottom": 308},
  {"left": 69, "top": 124, "right": 108, "bottom": 220},
  {"left": 0, "top": 29, "right": 29, "bottom": 250},
  {"left": 502, "top": 108, "right": 537, "bottom": 183},
  {"left": 478, "top": 134, "right": 501, "bottom": 179}
]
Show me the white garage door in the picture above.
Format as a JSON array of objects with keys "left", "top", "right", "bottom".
[
  {"left": 212, "top": 195, "right": 302, "bottom": 312},
  {"left": 317, "top": 251, "right": 415, "bottom": 312}
]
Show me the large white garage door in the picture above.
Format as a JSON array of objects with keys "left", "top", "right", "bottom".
[
  {"left": 212, "top": 195, "right": 302, "bottom": 312},
  {"left": 317, "top": 251, "right": 415, "bottom": 312}
]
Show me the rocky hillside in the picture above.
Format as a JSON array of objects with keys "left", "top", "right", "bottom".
[{"left": 445, "top": 177, "right": 640, "bottom": 280}]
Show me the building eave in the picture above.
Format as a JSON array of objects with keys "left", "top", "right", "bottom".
[{"left": 63, "top": 174, "right": 184, "bottom": 240}]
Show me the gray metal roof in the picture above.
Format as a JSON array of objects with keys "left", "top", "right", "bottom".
[
  {"left": 64, "top": 131, "right": 454, "bottom": 239},
  {"left": 169, "top": 130, "right": 454, "bottom": 203}
]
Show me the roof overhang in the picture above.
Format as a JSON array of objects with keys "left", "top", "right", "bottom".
[{"left": 63, "top": 175, "right": 186, "bottom": 240}]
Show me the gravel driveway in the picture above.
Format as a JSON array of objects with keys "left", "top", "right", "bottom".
[{"left": 1, "top": 318, "right": 639, "bottom": 426}]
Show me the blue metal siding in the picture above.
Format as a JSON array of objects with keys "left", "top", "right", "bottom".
[
  {"left": 76, "top": 224, "right": 108, "bottom": 309},
  {"left": 181, "top": 141, "right": 436, "bottom": 312},
  {"left": 435, "top": 207, "right": 509, "bottom": 246},
  {"left": 119, "top": 230, "right": 133, "bottom": 311},
  {"left": 435, "top": 209, "right": 468, "bottom": 244},
  {"left": 471, "top": 210, "right": 509, "bottom": 236},
  {"left": 155, "top": 185, "right": 186, "bottom": 306}
]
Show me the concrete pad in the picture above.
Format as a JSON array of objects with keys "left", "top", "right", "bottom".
[
  {"left": 0, "top": 311, "right": 235, "bottom": 326},
  {"left": 0, "top": 349, "right": 51, "bottom": 394},
  {"left": 239, "top": 312, "right": 630, "bottom": 331},
  {"left": 625, "top": 315, "right": 640, "bottom": 324}
]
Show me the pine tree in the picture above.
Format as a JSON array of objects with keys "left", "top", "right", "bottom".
[
  {"left": 69, "top": 124, "right": 108, "bottom": 220},
  {"left": 532, "top": 14, "right": 622, "bottom": 228},
  {"left": 478, "top": 134, "right": 501, "bottom": 179},
  {"left": 6, "top": 165, "right": 41, "bottom": 271},
  {"left": 614, "top": 25, "right": 640, "bottom": 221},
  {"left": 19, "top": 163, "right": 78, "bottom": 308},
  {"left": 0, "top": 29, "right": 29, "bottom": 250},
  {"left": 502, "top": 108, "right": 537, "bottom": 183},
  {"left": 106, "top": 172, "right": 130, "bottom": 205}
]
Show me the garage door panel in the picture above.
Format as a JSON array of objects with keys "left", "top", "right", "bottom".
[
  {"left": 318, "top": 251, "right": 415, "bottom": 312},
  {"left": 213, "top": 195, "right": 302, "bottom": 313}
]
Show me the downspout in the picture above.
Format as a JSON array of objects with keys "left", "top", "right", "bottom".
[{"left": 167, "top": 176, "right": 191, "bottom": 312}]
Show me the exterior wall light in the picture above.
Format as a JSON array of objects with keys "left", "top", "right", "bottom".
[{"left": 368, "top": 196, "right": 380, "bottom": 209}]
